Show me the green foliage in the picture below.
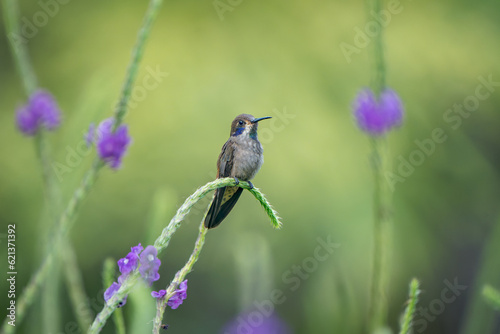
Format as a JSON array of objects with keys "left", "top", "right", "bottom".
[{"left": 399, "top": 278, "right": 420, "bottom": 334}]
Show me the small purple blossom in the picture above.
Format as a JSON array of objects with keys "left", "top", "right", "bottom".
[
  {"left": 353, "top": 88, "right": 403, "bottom": 136},
  {"left": 16, "top": 105, "right": 37, "bottom": 135},
  {"left": 96, "top": 118, "right": 132, "bottom": 169},
  {"left": 104, "top": 282, "right": 128, "bottom": 306},
  {"left": 167, "top": 280, "right": 188, "bottom": 309},
  {"left": 117, "top": 243, "right": 143, "bottom": 276},
  {"left": 139, "top": 245, "right": 161, "bottom": 285},
  {"left": 223, "top": 311, "right": 291, "bottom": 334},
  {"left": 104, "top": 282, "right": 121, "bottom": 303},
  {"left": 151, "top": 289, "right": 167, "bottom": 298},
  {"left": 16, "top": 90, "right": 62, "bottom": 135}
]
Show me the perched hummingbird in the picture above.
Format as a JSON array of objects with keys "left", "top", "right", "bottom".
[{"left": 204, "top": 114, "right": 272, "bottom": 229}]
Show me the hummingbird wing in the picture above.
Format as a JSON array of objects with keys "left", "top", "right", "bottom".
[{"left": 204, "top": 141, "right": 243, "bottom": 229}]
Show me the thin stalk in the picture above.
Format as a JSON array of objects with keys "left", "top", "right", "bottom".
[
  {"left": 368, "top": 137, "right": 392, "bottom": 332},
  {"left": 371, "top": 0, "right": 386, "bottom": 96},
  {"left": 88, "top": 178, "right": 281, "bottom": 333},
  {"left": 366, "top": 0, "right": 391, "bottom": 331},
  {"left": 36, "top": 129, "right": 63, "bottom": 334},
  {"left": 460, "top": 215, "right": 500, "bottom": 334},
  {"left": 103, "top": 258, "right": 126, "bottom": 334},
  {"left": 1, "top": 160, "right": 103, "bottom": 334},
  {"left": 2, "top": 1, "right": 84, "bottom": 332},
  {"left": 1, "top": 0, "right": 37, "bottom": 96},
  {"left": 1, "top": 0, "right": 164, "bottom": 330},
  {"left": 152, "top": 220, "right": 208, "bottom": 333},
  {"left": 113, "top": 0, "right": 163, "bottom": 129},
  {"left": 63, "top": 242, "right": 93, "bottom": 330},
  {"left": 399, "top": 278, "right": 420, "bottom": 334},
  {"left": 153, "top": 179, "right": 281, "bottom": 254}
]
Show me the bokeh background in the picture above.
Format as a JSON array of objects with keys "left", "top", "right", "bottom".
[{"left": 1, "top": 0, "right": 500, "bottom": 333}]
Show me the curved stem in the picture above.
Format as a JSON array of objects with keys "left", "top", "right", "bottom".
[
  {"left": 152, "top": 220, "right": 208, "bottom": 333},
  {"left": 88, "top": 178, "right": 281, "bottom": 333}
]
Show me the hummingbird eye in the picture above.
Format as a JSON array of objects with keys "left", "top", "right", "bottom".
[{"left": 238, "top": 120, "right": 244, "bottom": 126}]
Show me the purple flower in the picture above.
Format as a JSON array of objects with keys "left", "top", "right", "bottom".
[
  {"left": 16, "top": 105, "right": 37, "bottom": 135},
  {"left": 151, "top": 289, "right": 167, "bottom": 298},
  {"left": 167, "top": 280, "right": 188, "bottom": 309},
  {"left": 223, "top": 311, "right": 291, "bottom": 334},
  {"left": 130, "top": 243, "right": 144, "bottom": 254},
  {"left": 16, "top": 90, "right": 62, "bottom": 135},
  {"left": 85, "top": 123, "right": 95, "bottom": 147},
  {"left": 117, "top": 243, "right": 143, "bottom": 276},
  {"left": 139, "top": 245, "right": 161, "bottom": 285},
  {"left": 96, "top": 118, "right": 132, "bottom": 169},
  {"left": 104, "top": 282, "right": 128, "bottom": 307},
  {"left": 104, "top": 282, "right": 121, "bottom": 303},
  {"left": 353, "top": 88, "right": 403, "bottom": 136}
]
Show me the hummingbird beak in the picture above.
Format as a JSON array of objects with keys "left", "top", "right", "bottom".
[{"left": 251, "top": 116, "right": 272, "bottom": 123}]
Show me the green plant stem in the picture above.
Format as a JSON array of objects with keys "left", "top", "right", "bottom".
[
  {"left": 153, "top": 178, "right": 281, "bottom": 254},
  {"left": 399, "top": 278, "right": 420, "bottom": 334},
  {"left": 2, "top": 1, "right": 87, "bottom": 332},
  {"left": 1, "top": 0, "right": 164, "bottom": 330},
  {"left": 113, "top": 0, "right": 163, "bottom": 129},
  {"left": 370, "top": 0, "right": 386, "bottom": 96},
  {"left": 63, "top": 242, "right": 93, "bottom": 330},
  {"left": 3, "top": 252, "right": 53, "bottom": 334},
  {"left": 1, "top": 0, "right": 37, "bottom": 96},
  {"left": 1, "top": 160, "right": 103, "bottom": 334},
  {"left": 368, "top": 137, "right": 392, "bottom": 332},
  {"left": 482, "top": 285, "right": 500, "bottom": 310},
  {"left": 36, "top": 130, "right": 65, "bottom": 334},
  {"left": 460, "top": 215, "right": 500, "bottom": 333},
  {"left": 366, "top": 0, "right": 391, "bottom": 331},
  {"left": 88, "top": 178, "right": 281, "bottom": 333},
  {"left": 152, "top": 220, "right": 208, "bottom": 333},
  {"left": 103, "top": 258, "right": 126, "bottom": 334}
]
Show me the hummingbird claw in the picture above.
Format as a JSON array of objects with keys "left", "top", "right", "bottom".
[
  {"left": 233, "top": 177, "right": 240, "bottom": 185},
  {"left": 247, "top": 181, "right": 254, "bottom": 189}
]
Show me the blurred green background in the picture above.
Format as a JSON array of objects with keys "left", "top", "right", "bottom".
[{"left": 1, "top": 0, "right": 500, "bottom": 333}]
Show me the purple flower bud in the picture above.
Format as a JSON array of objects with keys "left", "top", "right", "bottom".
[
  {"left": 16, "top": 105, "right": 38, "bottom": 135},
  {"left": 353, "top": 88, "right": 403, "bottom": 136},
  {"left": 151, "top": 289, "right": 167, "bottom": 298},
  {"left": 104, "top": 282, "right": 121, "bottom": 303},
  {"left": 117, "top": 243, "right": 143, "bottom": 276},
  {"left": 139, "top": 245, "right": 161, "bottom": 285},
  {"left": 166, "top": 280, "right": 188, "bottom": 309},
  {"left": 16, "top": 90, "right": 62, "bottom": 135},
  {"left": 104, "top": 282, "right": 127, "bottom": 307},
  {"left": 96, "top": 118, "right": 132, "bottom": 169}
]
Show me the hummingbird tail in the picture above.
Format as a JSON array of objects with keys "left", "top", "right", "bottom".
[{"left": 204, "top": 186, "right": 243, "bottom": 229}]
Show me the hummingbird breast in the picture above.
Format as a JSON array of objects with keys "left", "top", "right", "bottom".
[{"left": 231, "top": 137, "right": 264, "bottom": 181}]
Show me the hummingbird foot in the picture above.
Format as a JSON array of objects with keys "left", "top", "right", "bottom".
[
  {"left": 233, "top": 177, "right": 240, "bottom": 185},
  {"left": 247, "top": 181, "right": 254, "bottom": 189}
]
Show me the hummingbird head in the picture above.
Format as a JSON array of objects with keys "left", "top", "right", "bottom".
[{"left": 230, "top": 114, "right": 272, "bottom": 139}]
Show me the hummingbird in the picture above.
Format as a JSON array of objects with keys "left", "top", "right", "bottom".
[{"left": 204, "top": 114, "right": 272, "bottom": 229}]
